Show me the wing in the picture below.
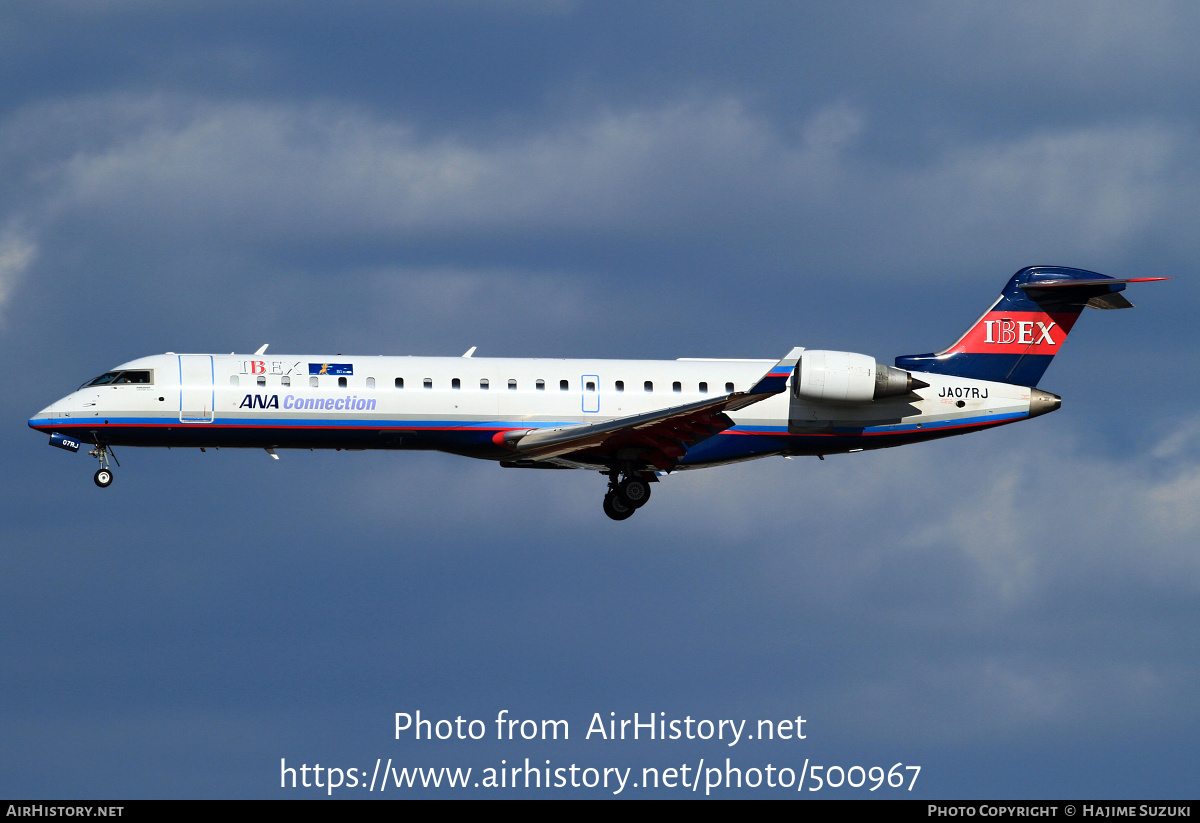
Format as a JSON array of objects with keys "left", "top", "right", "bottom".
[{"left": 496, "top": 347, "right": 802, "bottom": 471}]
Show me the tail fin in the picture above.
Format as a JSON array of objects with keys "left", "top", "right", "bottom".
[{"left": 895, "top": 266, "right": 1167, "bottom": 386}]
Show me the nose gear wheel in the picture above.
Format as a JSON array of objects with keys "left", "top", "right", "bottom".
[{"left": 87, "top": 443, "right": 118, "bottom": 488}]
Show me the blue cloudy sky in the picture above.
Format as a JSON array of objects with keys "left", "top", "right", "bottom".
[{"left": 2, "top": 1, "right": 1197, "bottom": 798}]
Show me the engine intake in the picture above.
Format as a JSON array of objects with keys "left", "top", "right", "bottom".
[{"left": 793, "top": 350, "right": 925, "bottom": 403}]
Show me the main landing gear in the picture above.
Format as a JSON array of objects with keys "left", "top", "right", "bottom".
[
  {"left": 602, "top": 469, "right": 652, "bottom": 521},
  {"left": 89, "top": 444, "right": 118, "bottom": 488}
]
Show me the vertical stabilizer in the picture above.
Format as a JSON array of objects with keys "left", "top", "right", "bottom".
[{"left": 895, "top": 266, "right": 1165, "bottom": 386}]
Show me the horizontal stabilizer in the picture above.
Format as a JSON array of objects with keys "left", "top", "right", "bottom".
[{"left": 1017, "top": 277, "right": 1168, "bottom": 290}]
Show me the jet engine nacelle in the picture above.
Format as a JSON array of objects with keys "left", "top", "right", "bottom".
[{"left": 793, "top": 350, "right": 922, "bottom": 403}]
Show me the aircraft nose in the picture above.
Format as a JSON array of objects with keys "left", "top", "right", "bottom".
[{"left": 29, "top": 404, "right": 55, "bottom": 430}]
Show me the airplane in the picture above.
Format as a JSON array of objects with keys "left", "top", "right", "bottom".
[{"left": 29, "top": 266, "right": 1165, "bottom": 520}]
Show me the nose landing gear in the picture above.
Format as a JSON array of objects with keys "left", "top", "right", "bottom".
[
  {"left": 88, "top": 444, "right": 118, "bottom": 488},
  {"left": 601, "top": 469, "right": 653, "bottom": 520}
]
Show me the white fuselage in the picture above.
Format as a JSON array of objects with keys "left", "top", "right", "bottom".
[{"left": 31, "top": 351, "right": 1043, "bottom": 470}]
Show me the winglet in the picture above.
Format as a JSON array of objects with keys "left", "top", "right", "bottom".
[{"left": 747, "top": 347, "right": 804, "bottom": 395}]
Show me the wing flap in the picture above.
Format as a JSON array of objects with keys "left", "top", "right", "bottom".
[{"left": 506, "top": 394, "right": 733, "bottom": 456}]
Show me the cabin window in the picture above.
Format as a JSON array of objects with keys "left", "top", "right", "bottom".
[
  {"left": 536, "top": 379, "right": 545, "bottom": 391},
  {"left": 480, "top": 378, "right": 489, "bottom": 390},
  {"left": 310, "top": 376, "right": 318, "bottom": 387},
  {"left": 644, "top": 381, "right": 653, "bottom": 392},
  {"left": 395, "top": 377, "right": 404, "bottom": 389},
  {"left": 699, "top": 381, "right": 707, "bottom": 394},
  {"left": 586, "top": 380, "right": 596, "bottom": 391},
  {"left": 559, "top": 379, "right": 569, "bottom": 391},
  {"left": 366, "top": 377, "right": 374, "bottom": 389},
  {"left": 508, "top": 379, "right": 517, "bottom": 390},
  {"left": 672, "top": 381, "right": 681, "bottom": 393},
  {"left": 281, "top": 376, "right": 291, "bottom": 387},
  {"left": 257, "top": 375, "right": 266, "bottom": 387},
  {"left": 230, "top": 375, "right": 239, "bottom": 386},
  {"left": 424, "top": 378, "right": 432, "bottom": 389},
  {"left": 452, "top": 378, "right": 461, "bottom": 390},
  {"left": 725, "top": 382, "right": 734, "bottom": 392},
  {"left": 615, "top": 380, "right": 624, "bottom": 392}
]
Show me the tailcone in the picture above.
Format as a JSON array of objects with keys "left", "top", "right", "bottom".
[{"left": 1028, "top": 389, "right": 1061, "bottom": 418}]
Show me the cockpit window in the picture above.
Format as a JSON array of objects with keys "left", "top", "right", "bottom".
[
  {"left": 85, "top": 371, "right": 121, "bottom": 387},
  {"left": 82, "top": 370, "right": 152, "bottom": 388}
]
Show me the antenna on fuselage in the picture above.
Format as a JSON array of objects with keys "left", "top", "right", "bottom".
[
  {"left": 254, "top": 344, "right": 269, "bottom": 355},
  {"left": 462, "top": 346, "right": 477, "bottom": 358}
]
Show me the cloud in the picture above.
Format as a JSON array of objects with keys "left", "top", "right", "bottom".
[
  {"left": 911, "top": 1, "right": 1200, "bottom": 90},
  {"left": 32, "top": 95, "right": 801, "bottom": 242},
  {"left": 907, "top": 126, "right": 1180, "bottom": 258},
  {"left": 531, "top": 414, "right": 1200, "bottom": 743},
  {"left": 0, "top": 91, "right": 1188, "bottom": 293},
  {"left": 332, "top": 407, "right": 1200, "bottom": 619},
  {"left": 0, "top": 229, "right": 36, "bottom": 319}
]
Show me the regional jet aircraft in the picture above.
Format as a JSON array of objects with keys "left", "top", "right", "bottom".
[{"left": 30, "top": 267, "right": 1164, "bottom": 519}]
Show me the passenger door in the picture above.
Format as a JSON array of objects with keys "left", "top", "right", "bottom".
[{"left": 179, "top": 355, "right": 215, "bottom": 423}]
